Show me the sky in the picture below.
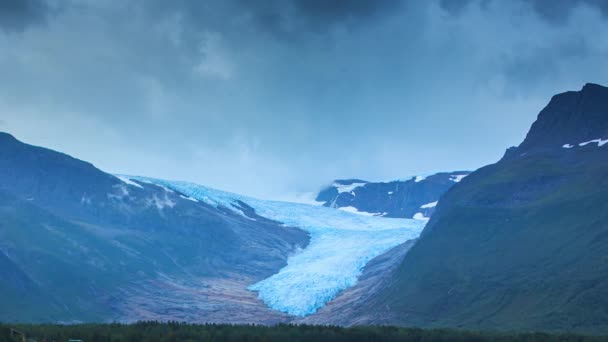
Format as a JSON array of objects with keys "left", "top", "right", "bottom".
[{"left": 1, "top": 0, "right": 607, "bottom": 200}]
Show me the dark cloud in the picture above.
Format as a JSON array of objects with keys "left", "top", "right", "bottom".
[
  {"left": 440, "top": 0, "right": 608, "bottom": 22},
  {"left": 0, "top": 0, "right": 50, "bottom": 32},
  {"left": 0, "top": 0, "right": 606, "bottom": 199},
  {"left": 529, "top": 0, "right": 608, "bottom": 23},
  {"left": 290, "top": 0, "right": 403, "bottom": 22},
  {"left": 250, "top": 0, "right": 405, "bottom": 36},
  {"left": 146, "top": 0, "right": 405, "bottom": 40},
  {"left": 439, "top": 0, "right": 477, "bottom": 15}
]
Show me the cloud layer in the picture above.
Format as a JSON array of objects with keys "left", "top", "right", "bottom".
[{"left": 1, "top": 0, "right": 607, "bottom": 199}]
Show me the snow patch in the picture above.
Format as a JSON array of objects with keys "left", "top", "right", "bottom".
[
  {"left": 450, "top": 174, "right": 468, "bottom": 182},
  {"left": 579, "top": 138, "right": 608, "bottom": 147},
  {"left": 414, "top": 175, "right": 427, "bottom": 182},
  {"left": 412, "top": 212, "right": 429, "bottom": 222},
  {"left": 338, "top": 206, "right": 382, "bottom": 216},
  {"left": 115, "top": 175, "right": 144, "bottom": 189},
  {"left": 333, "top": 182, "right": 366, "bottom": 193},
  {"left": 230, "top": 206, "right": 256, "bottom": 221},
  {"left": 180, "top": 195, "right": 199, "bottom": 202},
  {"left": 420, "top": 201, "right": 438, "bottom": 209}
]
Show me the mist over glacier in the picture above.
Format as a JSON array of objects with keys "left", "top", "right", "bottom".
[{"left": 127, "top": 176, "right": 425, "bottom": 316}]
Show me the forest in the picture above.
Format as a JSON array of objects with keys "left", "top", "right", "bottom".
[{"left": 1, "top": 322, "right": 605, "bottom": 342}]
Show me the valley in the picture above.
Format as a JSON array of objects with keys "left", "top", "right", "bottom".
[{"left": 0, "top": 84, "right": 607, "bottom": 334}]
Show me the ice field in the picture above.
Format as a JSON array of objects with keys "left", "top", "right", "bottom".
[{"left": 124, "top": 176, "right": 425, "bottom": 316}]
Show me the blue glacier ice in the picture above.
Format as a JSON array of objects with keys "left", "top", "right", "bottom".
[{"left": 126, "top": 176, "right": 425, "bottom": 316}]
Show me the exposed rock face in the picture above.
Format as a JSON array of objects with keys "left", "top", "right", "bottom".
[
  {"left": 517, "top": 83, "right": 608, "bottom": 154},
  {"left": 316, "top": 172, "right": 470, "bottom": 219}
]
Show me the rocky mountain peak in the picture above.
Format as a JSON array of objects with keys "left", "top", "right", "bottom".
[{"left": 517, "top": 83, "right": 608, "bottom": 154}]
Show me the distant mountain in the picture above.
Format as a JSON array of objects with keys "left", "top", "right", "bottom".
[
  {"left": 0, "top": 132, "right": 308, "bottom": 323},
  {"left": 315, "top": 172, "right": 470, "bottom": 219},
  {"left": 353, "top": 83, "right": 608, "bottom": 333}
]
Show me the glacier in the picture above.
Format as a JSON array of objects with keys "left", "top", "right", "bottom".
[{"left": 126, "top": 176, "right": 425, "bottom": 316}]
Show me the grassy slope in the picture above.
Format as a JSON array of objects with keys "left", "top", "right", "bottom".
[
  {"left": 370, "top": 148, "right": 608, "bottom": 333},
  {"left": 0, "top": 191, "right": 130, "bottom": 322},
  {"left": 0, "top": 191, "right": 190, "bottom": 322}
]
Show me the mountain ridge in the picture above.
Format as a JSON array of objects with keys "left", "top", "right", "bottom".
[
  {"left": 316, "top": 171, "right": 470, "bottom": 219},
  {"left": 350, "top": 83, "right": 608, "bottom": 333},
  {"left": 0, "top": 132, "right": 310, "bottom": 323}
]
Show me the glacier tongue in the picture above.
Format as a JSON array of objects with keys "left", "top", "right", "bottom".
[
  {"left": 248, "top": 223, "right": 421, "bottom": 316},
  {"left": 127, "top": 176, "right": 425, "bottom": 316}
]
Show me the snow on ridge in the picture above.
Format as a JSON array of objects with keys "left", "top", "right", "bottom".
[
  {"left": 115, "top": 175, "right": 144, "bottom": 189},
  {"left": 579, "top": 138, "right": 608, "bottom": 147},
  {"left": 127, "top": 175, "right": 425, "bottom": 317},
  {"left": 333, "top": 182, "right": 367, "bottom": 193},
  {"left": 180, "top": 194, "right": 199, "bottom": 202},
  {"left": 414, "top": 175, "right": 427, "bottom": 182},
  {"left": 127, "top": 176, "right": 240, "bottom": 208},
  {"left": 450, "top": 174, "right": 468, "bottom": 182},
  {"left": 563, "top": 138, "right": 608, "bottom": 150},
  {"left": 420, "top": 201, "right": 438, "bottom": 209},
  {"left": 412, "top": 212, "right": 429, "bottom": 222}
]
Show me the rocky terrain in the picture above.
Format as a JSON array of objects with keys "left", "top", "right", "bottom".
[{"left": 316, "top": 172, "right": 470, "bottom": 219}]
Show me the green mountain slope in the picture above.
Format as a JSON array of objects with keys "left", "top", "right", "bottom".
[
  {"left": 0, "top": 189, "right": 174, "bottom": 322},
  {"left": 364, "top": 83, "right": 608, "bottom": 334}
]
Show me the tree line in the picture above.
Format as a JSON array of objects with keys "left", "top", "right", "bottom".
[{"left": 1, "top": 321, "right": 604, "bottom": 342}]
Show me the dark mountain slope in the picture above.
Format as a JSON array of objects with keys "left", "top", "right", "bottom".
[
  {"left": 0, "top": 133, "right": 308, "bottom": 323},
  {"left": 0, "top": 197, "right": 69, "bottom": 322},
  {"left": 0, "top": 189, "right": 127, "bottom": 322},
  {"left": 360, "top": 83, "right": 608, "bottom": 333},
  {"left": 518, "top": 83, "right": 608, "bottom": 153}
]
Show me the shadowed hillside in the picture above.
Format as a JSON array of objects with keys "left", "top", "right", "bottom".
[{"left": 358, "top": 83, "right": 608, "bottom": 333}]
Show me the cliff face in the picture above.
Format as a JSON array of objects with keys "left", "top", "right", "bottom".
[{"left": 517, "top": 83, "right": 608, "bottom": 154}]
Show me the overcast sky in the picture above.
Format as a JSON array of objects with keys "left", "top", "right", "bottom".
[{"left": 1, "top": 0, "right": 607, "bottom": 200}]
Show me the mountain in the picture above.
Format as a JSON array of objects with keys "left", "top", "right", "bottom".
[
  {"left": 4, "top": 84, "right": 606, "bottom": 331},
  {"left": 315, "top": 172, "right": 470, "bottom": 219},
  {"left": 0, "top": 132, "right": 309, "bottom": 323},
  {"left": 352, "top": 83, "right": 608, "bottom": 333},
  {"left": 0, "top": 132, "right": 425, "bottom": 323}
]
